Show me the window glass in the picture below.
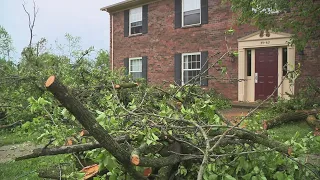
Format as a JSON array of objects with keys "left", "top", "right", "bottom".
[
  {"left": 247, "top": 50, "right": 252, "bottom": 76},
  {"left": 129, "top": 7, "right": 142, "bottom": 35},
  {"left": 282, "top": 48, "right": 288, "bottom": 76},
  {"left": 129, "top": 58, "right": 142, "bottom": 79},
  {"left": 182, "top": 53, "right": 201, "bottom": 84},
  {"left": 183, "top": 0, "right": 201, "bottom": 26}
]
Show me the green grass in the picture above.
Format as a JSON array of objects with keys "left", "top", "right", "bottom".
[
  {"left": 0, "top": 155, "right": 75, "bottom": 180},
  {"left": 0, "top": 131, "right": 76, "bottom": 179},
  {"left": 0, "top": 131, "right": 37, "bottom": 146},
  {"left": 269, "top": 121, "right": 313, "bottom": 141}
]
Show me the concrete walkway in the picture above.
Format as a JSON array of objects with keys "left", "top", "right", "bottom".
[
  {"left": 219, "top": 102, "right": 270, "bottom": 124},
  {"left": 220, "top": 108, "right": 251, "bottom": 124},
  {"left": 0, "top": 142, "right": 42, "bottom": 163}
]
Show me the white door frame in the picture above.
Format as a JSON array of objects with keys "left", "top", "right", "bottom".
[{"left": 237, "top": 31, "right": 296, "bottom": 102}]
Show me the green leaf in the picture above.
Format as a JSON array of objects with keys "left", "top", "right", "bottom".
[
  {"left": 224, "top": 174, "right": 236, "bottom": 180},
  {"left": 209, "top": 174, "right": 218, "bottom": 179},
  {"left": 242, "top": 173, "right": 252, "bottom": 180},
  {"left": 273, "top": 172, "right": 286, "bottom": 180},
  {"left": 146, "top": 139, "right": 153, "bottom": 145},
  {"left": 96, "top": 112, "right": 106, "bottom": 122}
]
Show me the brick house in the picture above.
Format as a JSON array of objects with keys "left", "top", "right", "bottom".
[{"left": 101, "top": 0, "right": 320, "bottom": 102}]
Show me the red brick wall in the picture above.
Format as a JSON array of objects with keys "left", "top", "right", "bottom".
[
  {"left": 110, "top": 0, "right": 320, "bottom": 101},
  {"left": 295, "top": 42, "right": 320, "bottom": 92}
]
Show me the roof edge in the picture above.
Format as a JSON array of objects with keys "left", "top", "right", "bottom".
[{"left": 101, "top": 0, "right": 157, "bottom": 13}]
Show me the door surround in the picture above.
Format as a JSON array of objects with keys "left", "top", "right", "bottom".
[{"left": 237, "top": 31, "right": 296, "bottom": 102}]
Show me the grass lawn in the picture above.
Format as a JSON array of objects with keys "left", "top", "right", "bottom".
[
  {"left": 0, "top": 130, "right": 76, "bottom": 179},
  {"left": 0, "top": 131, "right": 37, "bottom": 146},
  {"left": 0, "top": 155, "right": 75, "bottom": 180},
  {"left": 269, "top": 121, "right": 313, "bottom": 141}
]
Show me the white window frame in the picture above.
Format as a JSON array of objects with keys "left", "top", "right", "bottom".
[
  {"left": 182, "top": 0, "right": 201, "bottom": 27},
  {"left": 182, "top": 52, "right": 201, "bottom": 85},
  {"left": 129, "top": 57, "right": 143, "bottom": 79},
  {"left": 129, "top": 7, "right": 143, "bottom": 36}
]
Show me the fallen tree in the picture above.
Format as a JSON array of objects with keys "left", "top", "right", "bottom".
[{"left": 38, "top": 75, "right": 298, "bottom": 179}]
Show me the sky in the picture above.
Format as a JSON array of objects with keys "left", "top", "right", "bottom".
[{"left": 0, "top": 0, "right": 123, "bottom": 60}]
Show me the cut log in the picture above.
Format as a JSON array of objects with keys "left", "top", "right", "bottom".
[
  {"left": 80, "top": 129, "right": 90, "bottom": 137},
  {"left": 38, "top": 168, "right": 66, "bottom": 180},
  {"left": 306, "top": 115, "right": 320, "bottom": 129},
  {"left": 131, "top": 143, "right": 147, "bottom": 165},
  {"left": 114, "top": 83, "right": 139, "bottom": 89},
  {"left": 263, "top": 109, "right": 319, "bottom": 130}
]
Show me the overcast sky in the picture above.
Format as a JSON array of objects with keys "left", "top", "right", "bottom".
[{"left": 0, "top": 0, "right": 122, "bottom": 60}]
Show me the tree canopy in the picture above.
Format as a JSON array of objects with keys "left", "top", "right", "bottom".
[{"left": 228, "top": 0, "right": 320, "bottom": 50}]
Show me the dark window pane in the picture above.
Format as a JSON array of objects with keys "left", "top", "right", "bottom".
[
  {"left": 131, "top": 25, "right": 142, "bottom": 35},
  {"left": 184, "top": 9, "right": 200, "bottom": 25},
  {"left": 247, "top": 50, "right": 251, "bottom": 76},
  {"left": 283, "top": 48, "right": 288, "bottom": 76},
  {"left": 131, "top": 21, "right": 142, "bottom": 27}
]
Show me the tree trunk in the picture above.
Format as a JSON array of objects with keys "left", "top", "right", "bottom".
[{"left": 45, "top": 76, "right": 147, "bottom": 179}]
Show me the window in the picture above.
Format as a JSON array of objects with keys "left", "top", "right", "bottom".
[
  {"left": 182, "top": 0, "right": 201, "bottom": 26},
  {"left": 282, "top": 48, "right": 288, "bottom": 76},
  {"left": 247, "top": 50, "right": 252, "bottom": 76},
  {"left": 175, "top": 0, "right": 208, "bottom": 28},
  {"left": 129, "top": 7, "right": 143, "bottom": 35},
  {"left": 182, "top": 53, "right": 201, "bottom": 85},
  {"left": 129, "top": 57, "right": 142, "bottom": 80}
]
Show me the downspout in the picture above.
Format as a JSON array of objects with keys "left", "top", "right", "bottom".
[{"left": 111, "top": 13, "right": 114, "bottom": 71}]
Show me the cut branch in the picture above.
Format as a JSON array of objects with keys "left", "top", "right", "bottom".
[
  {"left": 16, "top": 136, "right": 128, "bottom": 161},
  {"left": 16, "top": 143, "right": 101, "bottom": 161},
  {"left": 209, "top": 128, "right": 292, "bottom": 155},
  {"left": 114, "top": 83, "right": 139, "bottom": 89}
]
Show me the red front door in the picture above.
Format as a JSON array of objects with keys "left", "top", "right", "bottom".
[{"left": 255, "top": 48, "right": 278, "bottom": 101}]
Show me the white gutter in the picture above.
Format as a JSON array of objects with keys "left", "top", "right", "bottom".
[{"left": 111, "top": 14, "right": 114, "bottom": 71}]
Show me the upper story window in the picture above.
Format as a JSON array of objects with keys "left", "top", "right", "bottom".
[
  {"left": 124, "top": 5, "right": 148, "bottom": 37},
  {"left": 175, "top": 0, "right": 208, "bottom": 29},
  {"left": 182, "top": 0, "right": 201, "bottom": 26},
  {"left": 129, "top": 7, "right": 143, "bottom": 35}
]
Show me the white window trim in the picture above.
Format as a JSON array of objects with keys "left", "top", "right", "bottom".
[
  {"left": 129, "top": 7, "right": 143, "bottom": 36},
  {"left": 181, "top": 52, "right": 201, "bottom": 85},
  {"left": 129, "top": 57, "right": 142, "bottom": 76},
  {"left": 182, "top": 0, "right": 202, "bottom": 27}
]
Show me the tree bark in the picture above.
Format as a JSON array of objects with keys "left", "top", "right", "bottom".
[{"left": 263, "top": 109, "right": 319, "bottom": 130}]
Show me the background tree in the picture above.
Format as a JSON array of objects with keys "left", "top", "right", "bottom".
[
  {"left": 0, "top": 25, "right": 14, "bottom": 60},
  {"left": 227, "top": 0, "right": 320, "bottom": 50}
]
